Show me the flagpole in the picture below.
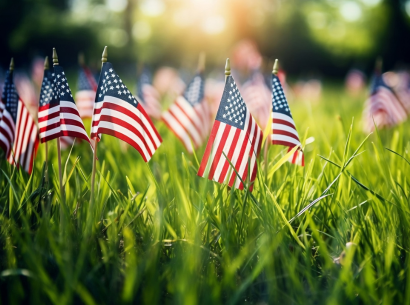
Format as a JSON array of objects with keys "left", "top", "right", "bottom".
[
  {"left": 43, "top": 56, "right": 50, "bottom": 184},
  {"left": 90, "top": 46, "right": 107, "bottom": 208},
  {"left": 225, "top": 58, "right": 230, "bottom": 82},
  {"left": 265, "top": 59, "right": 279, "bottom": 178},
  {"left": 52, "top": 48, "right": 65, "bottom": 204}
]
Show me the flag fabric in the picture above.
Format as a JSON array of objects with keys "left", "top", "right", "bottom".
[
  {"left": 387, "top": 71, "right": 410, "bottom": 113},
  {"left": 271, "top": 73, "right": 304, "bottom": 166},
  {"left": 363, "top": 72, "right": 407, "bottom": 132},
  {"left": 38, "top": 69, "right": 61, "bottom": 143},
  {"left": 0, "top": 69, "right": 39, "bottom": 173},
  {"left": 53, "top": 65, "right": 92, "bottom": 146},
  {"left": 162, "top": 73, "right": 210, "bottom": 153},
  {"left": 197, "top": 75, "right": 263, "bottom": 191},
  {"left": 0, "top": 70, "right": 19, "bottom": 156},
  {"left": 91, "top": 62, "right": 162, "bottom": 162},
  {"left": 76, "top": 64, "right": 97, "bottom": 119},
  {"left": 241, "top": 71, "right": 272, "bottom": 130},
  {"left": 7, "top": 99, "right": 39, "bottom": 174},
  {"left": 136, "top": 67, "right": 162, "bottom": 119}
]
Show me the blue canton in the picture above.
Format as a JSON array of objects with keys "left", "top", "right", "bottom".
[
  {"left": 272, "top": 74, "right": 292, "bottom": 118},
  {"left": 370, "top": 74, "right": 392, "bottom": 96},
  {"left": 39, "top": 69, "right": 59, "bottom": 107},
  {"left": 215, "top": 75, "right": 247, "bottom": 130},
  {"left": 183, "top": 73, "right": 204, "bottom": 107},
  {"left": 3, "top": 70, "right": 19, "bottom": 122},
  {"left": 96, "top": 62, "right": 138, "bottom": 106},
  {"left": 53, "top": 66, "right": 75, "bottom": 103},
  {"left": 77, "top": 67, "right": 96, "bottom": 91}
]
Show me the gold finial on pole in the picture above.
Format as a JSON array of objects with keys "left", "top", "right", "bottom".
[
  {"left": 44, "top": 56, "right": 49, "bottom": 70},
  {"left": 225, "top": 58, "right": 231, "bottom": 81},
  {"left": 272, "top": 59, "right": 279, "bottom": 75},
  {"left": 102, "top": 46, "right": 108, "bottom": 64},
  {"left": 197, "top": 52, "right": 206, "bottom": 73},
  {"left": 52, "top": 48, "right": 59, "bottom": 66},
  {"left": 9, "top": 58, "right": 15, "bottom": 72},
  {"left": 78, "top": 52, "right": 85, "bottom": 66}
]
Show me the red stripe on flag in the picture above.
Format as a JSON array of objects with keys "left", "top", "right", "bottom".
[
  {"left": 102, "top": 103, "right": 159, "bottom": 150},
  {"left": 207, "top": 125, "right": 231, "bottom": 180},
  {"left": 97, "top": 127, "right": 148, "bottom": 162},
  {"left": 217, "top": 128, "right": 241, "bottom": 184},
  {"left": 272, "top": 118, "right": 296, "bottom": 129},
  {"left": 197, "top": 121, "right": 220, "bottom": 177}
]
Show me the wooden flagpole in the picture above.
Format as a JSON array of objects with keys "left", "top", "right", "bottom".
[
  {"left": 52, "top": 48, "right": 65, "bottom": 204},
  {"left": 90, "top": 46, "right": 107, "bottom": 208}
]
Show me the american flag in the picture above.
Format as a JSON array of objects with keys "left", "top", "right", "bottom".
[
  {"left": 162, "top": 72, "right": 210, "bottom": 153},
  {"left": 91, "top": 62, "right": 161, "bottom": 162},
  {"left": 271, "top": 73, "right": 304, "bottom": 166},
  {"left": 0, "top": 70, "right": 19, "bottom": 157},
  {"left": 136, "top": 67, "right": 161, "bottom": 119},
  {"left": 363, "top": 71, "right": 407, "bottom": 132},
  {"left": 7, "top": 99, "right": 39, "bottom": 174},
  {"left": 241, "top": 71, "right": 272, "bottom": 130},
  {"left": 76, "top": 64, "right": 97, "bottom": 119},
  {"left": 53, "top": 65, "right": 91, "bottom": 146},
  {"left": 0, "top": 70, "right": 39, "bottom": 174},
  {"left": 197, "top": 75, "right": 263, "bottom": 191},
  {"left": 38, "top": 69, "right": 61, "bottom": 143}
]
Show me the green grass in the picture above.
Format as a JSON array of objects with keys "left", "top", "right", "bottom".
[{"left": 1, "top": 84, "right": 410, "bottom": 304}]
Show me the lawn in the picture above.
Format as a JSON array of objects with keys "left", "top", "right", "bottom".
[{"left": 1, "top": 83, "right": 410, "bottom": 304}]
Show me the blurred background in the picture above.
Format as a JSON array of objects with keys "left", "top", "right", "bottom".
[{"left": 1, "top": 0, "right": 410, "bottom": 78}]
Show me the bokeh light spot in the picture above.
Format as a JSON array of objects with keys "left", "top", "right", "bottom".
[
  {"left": 133, "top": 21, "right": 152, "bottom": 40},
  {"left": 201, "top": 15, "right": 226, "bottom": 35},
  {"left": 140, "top": 0, "right": 165, "bottom": 17},
  {"left": 340, "top": 1, "right": 362, "bottom": 22},
  {"left": 106, "top": 0, "right": 128, "bottom": 12}
]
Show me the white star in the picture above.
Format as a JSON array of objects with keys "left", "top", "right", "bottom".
[
  {"left": 118, "top": 91, "right": 122, "bottom": 95},
  {"left": 109, "top": 68, "right": 113, "bottom": 72}
]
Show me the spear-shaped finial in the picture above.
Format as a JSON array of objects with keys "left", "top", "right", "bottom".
[
  {"left": 225, "top": 58, "right": 231, "bottom": 81},
  {"left": 52, "top": 48, "right": 59, "bottom": 66},
  {"left": 9, "top": 58, "right": 14, "bottom": 71},
  {"left": 102, "top": 46, "right": 108, "bottom": 64},
  {"left": 272, "top": 59, "right": 279, "bottom": 75},
  {"left": 197, "top": 52, "right": 206, "bottom": 73},
  {"left": 44, "top": 56, "right": 49, "bottom": 70}
]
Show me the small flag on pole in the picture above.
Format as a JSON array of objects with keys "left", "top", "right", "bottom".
[
  {"left": 271, "top": 61, "right": 304, "bottom": 166},
  {"left": 38, "top": 68, "right": 61, "bottom": 143},
  {"left": 197, "top": 73, "right": 263, "bottom": 191},
  {"left": 363, "top": 70, "right": 407, "bottom": 132},
  {"left": 136, "top": 66, "right": 162, "bottom": 119},
  {"left": 53, "top": 65, "right": 92, "bottom": 146},
  {"left": 0, "top": 60, "right": 39, "bottom": 174},
  {"left": 162, "top": 72, "right": 209, "bottom": 153},
  {"left": 0, "top": 67, "right": 19, "bottom": 157},
  {"left": 7, "top": 99, "right": 39, "bottom": 174},
  {"left": 76, "top": 64, "right": 97, "bottom": 119},
  {"left": 91, "top": 62, "right": 162, "bottom": 162}
]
